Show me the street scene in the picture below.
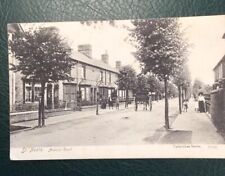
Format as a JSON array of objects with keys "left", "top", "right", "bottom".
[{"left": 9, "top": 15, "right": 225, "bottom": 152}]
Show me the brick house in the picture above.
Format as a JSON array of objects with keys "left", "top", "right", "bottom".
[{"left": 8, "top": 24, "right": 128, "bottom": 111}]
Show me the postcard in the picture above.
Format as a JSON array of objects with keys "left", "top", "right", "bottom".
[{"left": 9, "top": 15, "right": 225, "bottom": 160}]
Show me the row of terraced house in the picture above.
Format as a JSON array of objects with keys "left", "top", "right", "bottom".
[{"left": 9, "top": 24, "right": 130, "bottom": 112}]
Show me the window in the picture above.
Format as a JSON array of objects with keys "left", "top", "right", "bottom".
[
  {"left": 63, "top": 84, "right": 76, "bottom": 103},
  {"left": 109, "top": 72, "right": 111, "bottom": 83},
  {"left": 100, "top": 70, "right": 104, "bottom": 82},
  {"left": 81, "top": 65, "right": 86, "bottom": 79},
  {"left": 81, "top": 87, "right": 85, "bottom": 101},
  {"left": 25, "top": 86, "right": 32, "bottom": 102},
  {"left": 34, "top": 87, "right": 41, "bottom": 101}
]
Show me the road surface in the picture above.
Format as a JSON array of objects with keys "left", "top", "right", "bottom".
[{"left": 11, "top": 99, "right": 179, "bottom": 147}]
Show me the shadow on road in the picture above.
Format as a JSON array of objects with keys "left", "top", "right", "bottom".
[
  {"left": 159, "top": 130, "right": 192, "bottom": 144},
  {"left": 143, "top": 112, "right": 179, "bottom": 144}
]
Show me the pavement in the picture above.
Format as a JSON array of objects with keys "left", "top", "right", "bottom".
[
  {"left": 11, "top": 98, "right": 224, "bottom": 147},
  {"left": 11, "top": 99, "right": 179, "bottom": 147},
  {"left": 11, "top": 102, "right": 135, "bottom": 129},
  {"left": 158, "top": 99, "right": 225, "bottom": 144}
]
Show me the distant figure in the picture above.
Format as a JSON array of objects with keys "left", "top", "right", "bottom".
[
  {"left": 143, "top": 100, "right": 148, "bottom": 110},
  {"left": 125, "top": 99, "right": 128, "bottom": 109},
  {"left": 148, "top": 95, "right": 152, "bottom": 111},
  {"left": 194, "top": 98, "right": 198, "bottom": 112},
  {"left": 198, "top": 92, "right": 205, "bottom": 113},
  {"left": 115, "top": 97, "right": 120, "bottom": 110},
  {"left": 108, "top": 96, "right": 113, "bottom": 109},
  {"left": 134, "top": 96, "right": 138, "bottom": 111},
  {"left": 183, "top": 99, "right": 188, "bottom": 112}
]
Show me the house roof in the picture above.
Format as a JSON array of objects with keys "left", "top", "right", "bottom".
[
  {"left": 71, "top": 50, "right": 119, "bottom": 74},
  {"left": 213, "top": 54, "right": 225, "bottom": 71}
]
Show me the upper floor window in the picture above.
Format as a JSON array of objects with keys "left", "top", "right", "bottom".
[
  {"left": 100, "top": 70, "right": 104, "bottom": 82},
  {"left": 109, "top": 72, "right": 111, "bottom": 83},
  {"left": 81, "top": 65, "right": 86, "bottom": 79}
]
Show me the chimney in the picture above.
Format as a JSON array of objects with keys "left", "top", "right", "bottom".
[
  {"left": 115, "top": 61, "right": 121, "bottom": 70},
  {"left": 78, "top": 44, "right": 92, "bottom": 58},
  {"left": 101, "top": 51, "right": 109, "bottom": 64}
]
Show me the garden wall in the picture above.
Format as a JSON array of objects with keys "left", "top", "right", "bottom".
[{"left": 210, "top": 88, "right": 225, "bottom": 132}]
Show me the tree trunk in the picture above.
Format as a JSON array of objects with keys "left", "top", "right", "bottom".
[
  {"left": 40, "top": 81, "right": 45, "bottom": 127},
  {"left": 125, "top": 89, "right": 129, "bottom": 108},
  {"left": 31, "top": 81, "right": 35, "bottom": 102},
  {"left": 181, "top": 87, "right": 184, "bottom": 104},
  {"left": 184, "top": 88, "right": 187, "bottom": 100},
  {"left": 22, "top": 80, "right": 25, "bottom": 104},
  {"left": 164, "top": 78, "right": 169, "bottom": 129},
  {"left": 178, "top": 85, "right": 182, "bottom": 114},
  {"left": 38, "top": 98, "right": 41, "bottom": 127},
  {"left": 96, "top": 91, "right": 99, "bottom": 115}
]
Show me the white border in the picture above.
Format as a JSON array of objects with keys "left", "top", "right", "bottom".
[{"left": 11, "top": 144, "right": 225, "bottom": 160}]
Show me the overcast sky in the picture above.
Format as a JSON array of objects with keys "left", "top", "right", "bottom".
[
  {"left": 180, "top": 15, "right": 225, "bottom": 84},
  {"left": 21, "top": 15, "right": 225, "bottom": 84}
]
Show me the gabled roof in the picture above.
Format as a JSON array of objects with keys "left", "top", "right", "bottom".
[
  {"left": 71, "top": 50, "right": 119, "bottom": 74},
  {"left": 213, "top": 54, "right": 225, "bottom": 71}
]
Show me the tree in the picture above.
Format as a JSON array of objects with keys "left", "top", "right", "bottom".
[
  {"left": 136, "top": 74, "right": 149, "bottom": 92},
  {"left": 117, "top": 65, "right": 137, "bottom": 108},
  {"left": 146, "top": 74, "right": 164, "bottom": 100},
  {"left": 192, "top": 79, "right": 212, "bottom": 97},
  {"left": 168, "top": 82, "right": 178, "bottom": 98},
  {"left": 192, "top": 79, "right": 204, "bottom": 97},
  {"left": 131, "top": 18, "right": 188, "bottom": 129},
  {"left": 10, "top": 26, "right": 75, "bottom": 127},
  {"left": 173, "top": 64, "right": 191, "bottom": 114}
]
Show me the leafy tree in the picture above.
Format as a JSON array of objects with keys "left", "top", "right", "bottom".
[
  {"left": 173, "top": 64, "right": 191, "bottom": 113},
  {"left": 204, "top": 84, "right": 212, "bottom": 94},
  {"left": 146, "top": 74, "right": 164, "bottom": 99},
  {"left": 117, "top": 65, "right": 137, "bottom": 107},
  {"left": 192, "top": 79, "right": 212, "bottom": 97},
  {"left": 10, "top": 26, "right": 75, "bottom": 127},
  {"left": 192, "top": 79, "right": 204, "bottom": 97},
  {"left": 168, "top": 82, "right": 178, "bottom": 98},
  {"left": 131, "top": 18, "right": 188, "bottom": 129},
  {"left": 136, "top": 74, "right": 149, "bottom": 92}
]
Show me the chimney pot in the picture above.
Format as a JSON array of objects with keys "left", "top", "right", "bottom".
[
  {"left": 101, "top": 52, "right": 109, "bottom": 64},
  {"left": 116, "top": 61, "right": 121, "bottom": 69}
]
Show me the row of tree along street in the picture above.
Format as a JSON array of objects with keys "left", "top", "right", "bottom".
[
  {"left": 10, "top": 18, "right": 191, "bottom": 129},
  {"left": 130, "top": 18, "right": 191, "bottom": 129}
]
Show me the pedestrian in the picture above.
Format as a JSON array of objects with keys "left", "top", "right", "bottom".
[
  {"left": 108, "top": 96, "right": 113, "bottom": 109},
  {"left": 143, "top": 100, "right": 148, "bottom": 110},
  {"left": 198, "top": 92, "right": 205, "bottom": 113},
  {"left": 183, "top": 99, "right": 188, "bottom": 112},
  {"left": 134, "top": 95, "right": 138, "bottom": 111}
]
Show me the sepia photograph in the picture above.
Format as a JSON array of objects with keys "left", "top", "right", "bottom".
[{"left": 9, "top": 15, "right": 225, "bottom": 160}]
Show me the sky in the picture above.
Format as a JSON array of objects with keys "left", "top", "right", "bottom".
[
  {"left": 180, "top": 15, "right": 225, "bottom": 84},
  {"left": 21, "top": 15, "right": 225, "bottom": 84}
]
